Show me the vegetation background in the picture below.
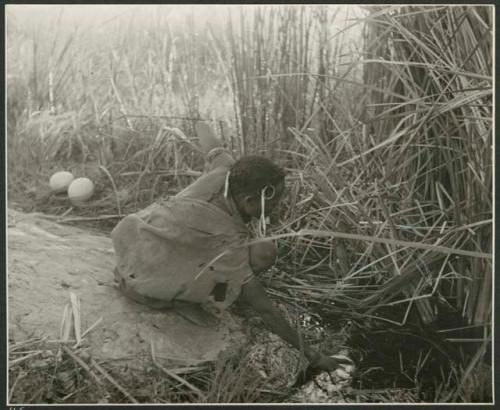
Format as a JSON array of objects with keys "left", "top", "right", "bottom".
[{"left": 6, "top": 4, "right": 493, "bottom": 403}]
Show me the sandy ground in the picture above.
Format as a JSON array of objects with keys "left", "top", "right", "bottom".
[{"left": 7, "top": 208, "right": 246, "bottom": 367}]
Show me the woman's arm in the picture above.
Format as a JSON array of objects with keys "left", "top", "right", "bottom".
[{"left": 239, "top": 277, "right": 350, "bottom": 370}]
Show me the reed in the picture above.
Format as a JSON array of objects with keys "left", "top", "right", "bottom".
[{"left": 208, "top": 6, "right": 363, "bottom": 157}]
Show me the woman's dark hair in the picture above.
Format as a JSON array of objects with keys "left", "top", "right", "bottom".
[{"left": 228, "top": 155, "right": 286, "bottom": 199}]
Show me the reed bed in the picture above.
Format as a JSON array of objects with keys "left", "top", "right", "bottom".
[
  {"left": 7, "top": 5, "right": 493, "bottom": 403},
  {"left": 261, "top": 6, "right": 492, "bottom": 402}
]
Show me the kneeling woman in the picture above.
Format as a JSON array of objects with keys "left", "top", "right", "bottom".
[{"left": 111, "top": 122, "right": 348, "bottom": 372}]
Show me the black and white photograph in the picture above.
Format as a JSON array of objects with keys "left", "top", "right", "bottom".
[{"left": 5, "top": 4, "right": 494, "bottom": 405}]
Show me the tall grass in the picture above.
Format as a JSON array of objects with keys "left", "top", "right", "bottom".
[
  {"left": 260, "top": 5, "right": 492, "bottom": 402},
  {"left": 6, "top": 6, "right": 223, "bottom": 217},
  {"left": 360, "top": 6, "right": 492, "bottom": 328},
  {"left": 6, "top": 5, "right": 493, "bottom": 403},
  {"left": 208, "top": 6, "right": 364, "bottom": 156}
]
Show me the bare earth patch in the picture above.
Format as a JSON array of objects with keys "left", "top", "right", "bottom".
[{"left": 8, "top": 209, "right": 245, "bottom": 367}]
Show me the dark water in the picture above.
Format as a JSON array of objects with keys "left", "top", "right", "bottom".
[{"left": 308, "top": 302, "right": 491, "bottom": 402}]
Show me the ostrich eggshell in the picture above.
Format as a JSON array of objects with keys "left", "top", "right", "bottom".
[
  {"left": 68, "top": 177, "right": 95, "bottom": 203},
  {"left": 49, "top": 171, "right": 75, "bottom": 193}
]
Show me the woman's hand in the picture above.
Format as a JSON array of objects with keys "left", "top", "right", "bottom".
[{"left": 239, "top": 279, "right": 354, "bottom": 375}]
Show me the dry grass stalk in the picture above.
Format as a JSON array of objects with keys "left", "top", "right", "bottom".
[
  {"left": 150, "top": 340, "right": 204, "bottom": 400},
  {"left": 62, "top": 345, "right": 104, "bottom": 387},
  {"left": 90, "top": 357, "right": 139, "bottom": 403}
]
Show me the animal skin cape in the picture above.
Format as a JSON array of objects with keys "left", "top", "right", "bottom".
[{"left": 111, "top": 193, "right": 254, "bottom": 309}]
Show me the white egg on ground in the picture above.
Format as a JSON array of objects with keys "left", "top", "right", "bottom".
[
  {"left": 49, "top": 171, "right": 75, "bottom": 193},
  {"left": 68, "top": 177, "right": 95, "bottom": 203}
]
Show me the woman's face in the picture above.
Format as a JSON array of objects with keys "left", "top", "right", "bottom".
[{"left": 239, "top": 181, "right": 286, "bottom": 220}]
